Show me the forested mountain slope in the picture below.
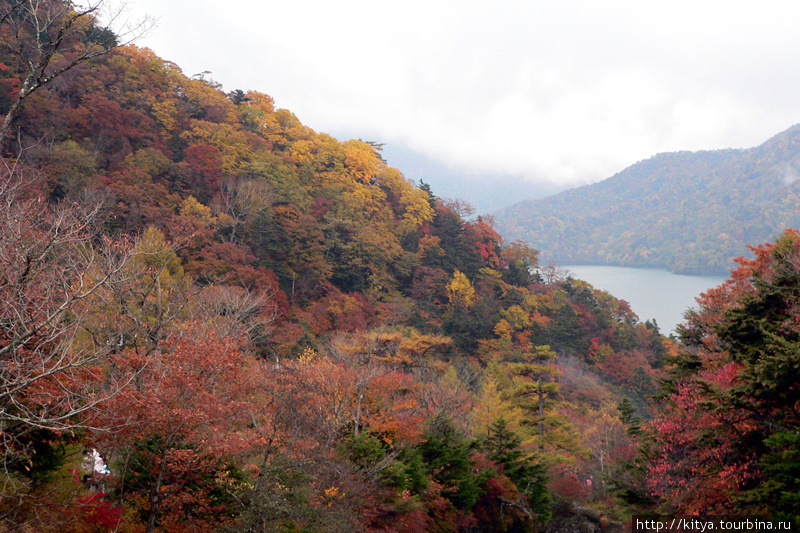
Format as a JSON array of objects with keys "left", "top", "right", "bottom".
[
  {"left": 0, "top": 3, "right": 671, "bottom": 531},
  {"left": 494, "top": 125, "right": 800, "bottom": 274}
]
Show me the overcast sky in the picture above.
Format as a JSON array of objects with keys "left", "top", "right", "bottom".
[{"left": 120, "top": 0, "right": 800, "bottom": 187}]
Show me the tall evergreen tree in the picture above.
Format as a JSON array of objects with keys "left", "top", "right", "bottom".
[
  {"left": 481, "top": 418, "right": 551, "bottom": 522},
  {"left": 508, "top": 346, "right": 585, "bottom": 459}
]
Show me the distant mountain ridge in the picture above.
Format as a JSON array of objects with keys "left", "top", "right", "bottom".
[
  {"left": 379, "top": 142, "right": 569, "bottom": 214},
  {"left": 493, "top": 124, "right": 800, "bottom": 274}
]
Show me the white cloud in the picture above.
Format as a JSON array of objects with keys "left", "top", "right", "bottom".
[{"left": 122, "top": 0, "right": 800, "bottom": 186}]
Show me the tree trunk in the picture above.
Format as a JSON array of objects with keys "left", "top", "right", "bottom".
[{"left": 146, "top": 450, "right": 169, "bottom": 533}]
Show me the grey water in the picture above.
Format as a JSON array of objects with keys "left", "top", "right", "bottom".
[{"left": 562, "top": 265, "right": 728, "bottom": 336}]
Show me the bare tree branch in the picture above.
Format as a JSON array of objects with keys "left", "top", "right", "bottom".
[{"left": 0, "top": 0, "right": 154, "bottom": 145}]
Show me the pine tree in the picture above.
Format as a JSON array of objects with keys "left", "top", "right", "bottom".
[
  {"left": 507, "top": 346, "right": 586, "bottom": 460},
  {"left": 418, "top": 417, "right": 480, "bottom": 511},
  {"left": 481, "top": 418, "right": 552, "bottom": 521}
]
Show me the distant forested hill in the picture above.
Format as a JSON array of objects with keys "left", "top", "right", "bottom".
[{"left": 493, "top": 125, "right": 800, "bottom": 274}]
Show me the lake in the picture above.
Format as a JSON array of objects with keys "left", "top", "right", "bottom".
[{"left": 562, "top": 265, "right": 728, "bottom": 336}]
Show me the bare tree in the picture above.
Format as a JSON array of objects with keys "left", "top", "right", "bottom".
[
  {"left": 193, "top": 284, "right": 280, "bottom": 344},
  {"left": 440, "top": 197, "right": 476, "bottom": 219},
  {"left": 0, "top": 158, "right": 151, "bottom": 528},
  {"left": 540, "top": 262, "right": 570, "bottom": 285},
  {"left": 0, "top": 0, "right": 153, "bottom": 145},
  {"left": 0, "top": 160, "right": 136, "bottom": 435},
  {"left": 219, "top": 177, "right": 276, "bottom": 243}
]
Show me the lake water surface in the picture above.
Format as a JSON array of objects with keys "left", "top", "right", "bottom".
[{"left": 562, "top": 265, "right": 728, "bottom": 336}]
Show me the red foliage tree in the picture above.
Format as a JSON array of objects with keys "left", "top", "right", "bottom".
[
  {"left": 184, "top": 142, "right": 225, "bottom": 202},
  {"left": 90, "top": 326, "right": 256, "bottom": 533},
  {"left": 645, "top": 230, "right": 800, "bottom": 514}
]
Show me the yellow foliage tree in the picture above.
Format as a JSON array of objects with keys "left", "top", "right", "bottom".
[
  {"left": 181, "top": 121, "right": 254, "bottom": 173},
  {"left": 447, "top": 270, "right": 476, "bottom": 309},
  {"left": 471, "top": 358, "right": 525, "bottom": 436},
  {"left": 343, "top": 139, "right": 379, "bottom": 184},
  {"left": 376, "top": 167, "right": 434, "bottom": 231},
  {"left": 581, "top": 408, "right": 628, "bottom": 476},
  {"left": 503, "top": 305, "right": 531, "bottom": 331},
  {"left": 179, "top": 195, "right": 231, "bottom": 230}
]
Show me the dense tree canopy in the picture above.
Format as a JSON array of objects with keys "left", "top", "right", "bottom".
[{"left": 0, "top": 3, "right": 692, "bottom": 531}]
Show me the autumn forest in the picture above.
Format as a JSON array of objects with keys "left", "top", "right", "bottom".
[{"left": 1, "top": 2, "right": 799, "bottom": 532}]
